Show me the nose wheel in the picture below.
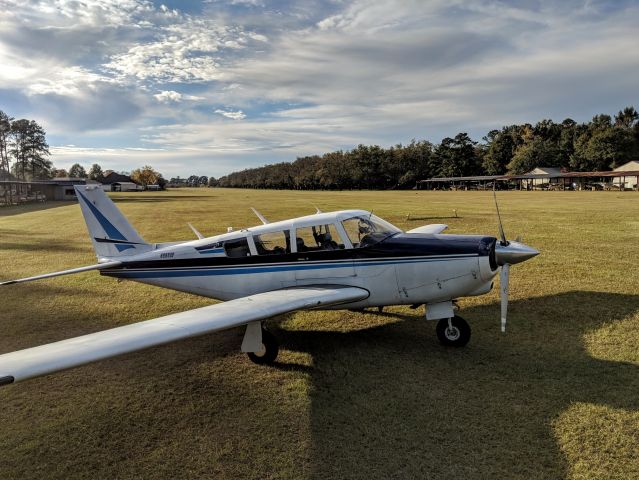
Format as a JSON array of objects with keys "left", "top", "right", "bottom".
[
  {"left": 436, "top": 316, "right": 471, "bottom": 347},
  {"left": 247, "top": 328, "right": 279, "bottom": 365}
]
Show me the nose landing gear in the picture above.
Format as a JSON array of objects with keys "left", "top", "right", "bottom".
[{"left": 436, "top": 315, "right": 471, "bottom": 347}]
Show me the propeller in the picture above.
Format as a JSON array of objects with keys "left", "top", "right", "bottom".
[{"left": 492, "top": 184, "right": 539, "bottom": 332}]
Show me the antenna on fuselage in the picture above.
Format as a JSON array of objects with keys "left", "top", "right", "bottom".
[{"left": 250, "top": 207, "right": 269, "bottom": 224}]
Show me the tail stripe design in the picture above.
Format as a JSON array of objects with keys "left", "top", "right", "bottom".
[
  {"left": 77, "top": 190, "right": 135, "bottom": 252},
  {"left": 74, "top": 185, "right": 150, "bottom": 258}
]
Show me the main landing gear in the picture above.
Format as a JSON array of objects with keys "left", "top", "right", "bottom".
[
  {"left": 247, "top": 328, "right": 279, "bottom": 365},
  {"left": 436, "top": 315, "right": 471, "bottom": 347}
]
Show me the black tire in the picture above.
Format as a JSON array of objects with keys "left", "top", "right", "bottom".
[
  {"left": 436, "top": 316, "right": 471, "bottom": 347},
  {"left": 247, "top": 329, "right": 279, "bottom": 365}
]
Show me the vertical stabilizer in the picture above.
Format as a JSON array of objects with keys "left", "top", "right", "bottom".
[{"left": 74, "top": 185, "right": 152, "bottom": 259}]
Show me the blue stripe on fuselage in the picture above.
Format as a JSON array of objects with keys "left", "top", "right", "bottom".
[
  {"left": 197, "top": 248, "right": 225, "bottom": 255},
  {"left": 105, "top": 255, "right": 476, "bottom": 279}
]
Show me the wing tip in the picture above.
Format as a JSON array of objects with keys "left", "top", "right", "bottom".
[
  {"left": 0, "top": 280, "right": 17, "bottom": 286},
  {"left": 0, "top": 376, "right": 15, "bottom": 387}
]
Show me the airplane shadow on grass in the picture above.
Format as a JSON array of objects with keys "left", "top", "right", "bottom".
[
  {"left": 270, "top": 291, "right": 639, "bottom": 479},
  {"left": 1, "top": 291, "right": 637, "bottom": 479}
]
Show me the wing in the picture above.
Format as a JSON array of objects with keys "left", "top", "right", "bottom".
[
  {"left": 0, "top": 286, "right": 368, "bottom": 386},
  {"left": 406, "top": 224, "right": 448, "bottom": 234}
]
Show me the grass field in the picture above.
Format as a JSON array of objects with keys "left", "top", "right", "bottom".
[{"left": 1, "top": 188, "right": 638, "bottom": 479}]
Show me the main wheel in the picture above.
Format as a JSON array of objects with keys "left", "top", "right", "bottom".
[
  {"left": 247, "top": 329, "right": 279, "bottom": 365},
  {"left": 436, "top": 316, "right": 471, "bottom": 347}
]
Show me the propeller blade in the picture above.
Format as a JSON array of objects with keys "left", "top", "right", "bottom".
[
  {"left": 492, "top": 184, "right": 508, "bottom": 245},
  {"left": 500, "top": 263, "right": 510, "bottom": 332}
]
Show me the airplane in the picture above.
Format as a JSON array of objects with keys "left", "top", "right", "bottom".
[{"left": 0, "top": 185, "right": 539, "bottom": 389}]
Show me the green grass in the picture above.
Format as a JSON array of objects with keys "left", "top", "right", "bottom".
[{"left": 1, "top": 188, "right": 638, "bottom": 479}]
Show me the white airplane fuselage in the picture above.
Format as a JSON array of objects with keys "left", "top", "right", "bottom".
[{"left": 100, "top": 209, "right": 499, "bottom": 310}]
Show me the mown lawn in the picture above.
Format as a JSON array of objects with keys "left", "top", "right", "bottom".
[{"left": 1, "top": 188, "right": 638, "bottom": 479}]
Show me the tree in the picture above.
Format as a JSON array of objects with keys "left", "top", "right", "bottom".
[
  {"left": 614, "top": 107, "right": 638, "bottom": 129},
  {"left": 187, "top": 175, "right": 199, "bottom": 186},
  {"left": 88, "top": 163, "right": 104, "bottom": 181},
  {"left": 52, "top": 168, "right": 68, "bottom": 177},
  {"left": 68, "top": 163, "right": 87, "bottom": 178},
  {"left": 482, "top": 129, "right": 515, "bottom": 175},
  {"left": 570, "top": 128, "right": 634, "bottom": 171},
  {"left": 9, "top": 119, "right": 51, "bottom": 180},
  {"left": 208, "top": 177, "right": 218, "bottom": 187},
  {"left": 0, "top": 110, "right": 13, "bottom": 176},
  {"left": 198, "top": 175, "right": 208, "bottom": 186},
  {"left": 507, "top": 138, "right": 559, "bottom": 174},
  {"left": 435, "top": 133, "right": 480, "bottom": 178},
  {"left": 130, "top": 165, "right": 162, "bottom": 187}
]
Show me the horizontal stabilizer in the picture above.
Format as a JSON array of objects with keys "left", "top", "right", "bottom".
[
  {"left": 406, "top": 224, "right": 448, "bottom": 234},
  {"left": 0, "top": 286, "right": 369, "bottom": 384},
  {"left": 0, "top": 262, "right": 121, "bottom": 286}
]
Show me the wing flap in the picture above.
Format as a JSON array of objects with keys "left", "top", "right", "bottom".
[{"left": 0, "top": 286, "right": 368, "bottom": 384}]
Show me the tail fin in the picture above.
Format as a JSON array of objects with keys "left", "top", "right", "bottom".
[{"left": 74, "top": 185, "right": 152, "bottom": 259}]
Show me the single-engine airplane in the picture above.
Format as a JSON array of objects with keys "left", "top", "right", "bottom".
[{"left": 0, "top": 186, "right": 538, "bottom": 388}]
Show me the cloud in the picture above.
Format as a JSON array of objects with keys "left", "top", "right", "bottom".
[
  {"left": 154, "top": 90, "right": 204, "bottom": 103},
  {"left": 103, "top": 15, "right": 268, "bottom": 83},
  {"left": 214, "top": 109, "right": 246, "bottom": 120}
]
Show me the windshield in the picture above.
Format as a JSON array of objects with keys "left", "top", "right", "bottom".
[{"left": 341, "top": 214, "right": 401, "bottom": 248}]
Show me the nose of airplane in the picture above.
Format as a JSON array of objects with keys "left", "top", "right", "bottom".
[{"left": 495, "top": 240, "right": 540, "bottom": 266}]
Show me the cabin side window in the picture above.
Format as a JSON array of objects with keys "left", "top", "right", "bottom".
[
  {"left": 224, "top": 237, "right": 251, "bottom": 257},
  {"left": 252, "top": 231, "right": 290, "bottom": 255},
  {"left": 294, "top": 224, "right": 345, "bottom": 252}
]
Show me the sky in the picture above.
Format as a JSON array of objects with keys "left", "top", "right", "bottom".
[{"left": 0, "top": 0, "right": 637, "bottom": 178}]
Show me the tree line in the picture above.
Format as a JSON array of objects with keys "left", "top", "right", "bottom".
[{"left": 216, "top": 106, "right": 639, "bottom": 190}]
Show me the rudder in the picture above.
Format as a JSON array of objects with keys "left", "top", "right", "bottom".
[{"left": 74, "top": 185, "right": 152, "bottom": 259}]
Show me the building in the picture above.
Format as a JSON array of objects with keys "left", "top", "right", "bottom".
[
  {"left": 101, "top": 171, "right": 141, "bottom": 191},
  {"left": 613, "top": 161, "right": 639, "bottom": 189},
  {"left": 0, "top": 178, "right": 92, "bottom": 204}
]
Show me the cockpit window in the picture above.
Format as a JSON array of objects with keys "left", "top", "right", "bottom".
[
  {"left": 253, "top": 230, "right": 291, "bottom": 255},
  {"left": 224, "top": 237, "right": 251, "bottom": 257},
  {"left": 295, "top": 224, "right": 345, "bottom": 252},
  {"left": 341, "top": 214, "right": 401, "bottom": 248}
]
